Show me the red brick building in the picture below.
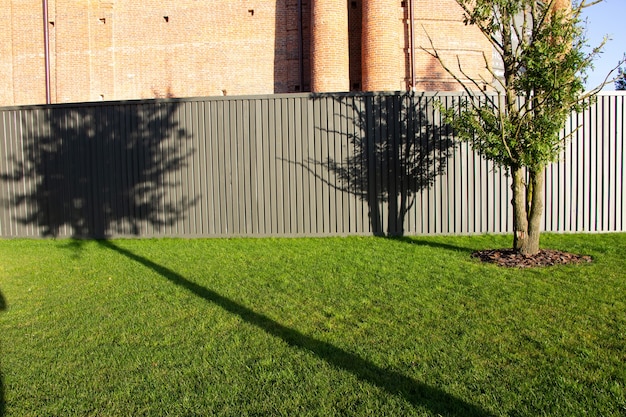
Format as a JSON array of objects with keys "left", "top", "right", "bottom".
[{"left": 2, "top": 0, "right": 496, "bottom": 106}]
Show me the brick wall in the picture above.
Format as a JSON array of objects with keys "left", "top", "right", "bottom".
[
  {"left": 413, "top": 0, "right": 494, "bottom": 91},
  {"left": 105, "top": 0, "right": 280, "bottom": 100},
  {"left": 2, "top": 0, "right": 47, "bottom": 105},
  {"left": 2, "top": 0, "right": 495, "bottom": 106},
  {"left": 3, "top": 0, "right": 289, "bottom": 105},
  {"left": 0, "top": 4, "right": 16, "bottom": 105}
]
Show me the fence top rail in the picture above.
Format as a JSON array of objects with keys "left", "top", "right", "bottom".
[
  {"left": 0, "top": 91, "right": 454, "bottom": 112},
  {"left": 1, "top": 90, "right": 623, "bottom": 113}
]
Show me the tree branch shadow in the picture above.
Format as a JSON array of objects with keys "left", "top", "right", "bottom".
[
  {"left": 305, "top": 92, "right": 456, "bottom": 236},
  {"left": 98, "top": 240, "right": 494, "bottom": 417}
]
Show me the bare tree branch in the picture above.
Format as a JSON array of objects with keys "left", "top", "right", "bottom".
[{"left": 580, "top": 56, "right": 626, "bottom": 100}]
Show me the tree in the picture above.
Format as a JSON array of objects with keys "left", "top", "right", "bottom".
[
  {"left": 427, "top": 0, "right": 612, "bottom": 255},
  {"left": 616, "top": 65, "right": 626, "bottom": 90}
]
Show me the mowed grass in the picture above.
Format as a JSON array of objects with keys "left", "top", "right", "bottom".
[{"left": 0, "top": 234, "right": 624, "bottom": 417}]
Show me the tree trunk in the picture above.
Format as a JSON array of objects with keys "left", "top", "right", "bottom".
[
  {"left": 520, "top": 167, "right": 545, "bottom": 256},
  {"left": 511, "top": 166, "right": 529, "bottom": 252},
  {"left": 511, "top": 165, "right": 545, "bottom": 256}
]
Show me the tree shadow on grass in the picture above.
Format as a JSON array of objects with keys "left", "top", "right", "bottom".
[
  {"left": 386, "top": 236, "right": 477, "bottom": 254},
  {"left": 0, "top": 290, "right": 6, "bottom": 417},
  {"left": 99, "top": 240, "right": 494, "bottom": 417},
  {"left": 0, "top": 364, "right": 3, "bottom": 417}
]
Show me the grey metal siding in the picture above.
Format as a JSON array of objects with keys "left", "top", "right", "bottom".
[{"left": 0, "top": 92, "right": 624, "bottom": 238}]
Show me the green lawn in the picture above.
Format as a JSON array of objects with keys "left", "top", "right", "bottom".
[{"left": 0, "top": 234, "right": 624, "bottom": 416}]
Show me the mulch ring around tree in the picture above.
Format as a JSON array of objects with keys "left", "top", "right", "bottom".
[{"left": 472, "top": 249, "right": 593, "bottom": 268}]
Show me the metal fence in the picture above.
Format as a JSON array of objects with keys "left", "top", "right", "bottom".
[{"left": 0, "top": 91, "right": 623, "bottom": 238}]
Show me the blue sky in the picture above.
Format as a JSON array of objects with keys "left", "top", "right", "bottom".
[{"left": 580, "top": 0, "right": 626, "bottom": 90}]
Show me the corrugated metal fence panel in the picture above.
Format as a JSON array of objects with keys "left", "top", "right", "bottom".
[
  {"left": 542, "top": 93, "right": 625, "bottom": 233},
  {"left": 0, "top": 92, "right": 624, "bottom": 238}
]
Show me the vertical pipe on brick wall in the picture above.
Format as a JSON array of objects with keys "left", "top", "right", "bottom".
[
  {"left": 310, "top": 0, "right": 350, "bottom": 92},
  {"left": 42, "top": 0, "right": 51, "bottom": 104},
  {"left": 409, "top": 0, "right": 415, "bottom": 91},
  {"left": 297, "top": 0, "right": 304, "bottom": 90}
]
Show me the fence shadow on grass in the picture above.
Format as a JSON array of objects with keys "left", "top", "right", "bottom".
[{"left": 99, "top": 240, "right": 494, "bottom": 417}]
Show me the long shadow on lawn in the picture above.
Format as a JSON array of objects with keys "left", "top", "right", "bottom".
[
  {"left": 99, "top": 240, "right": 494, "bottom": 417},
  {"left": 1, "top": 289, "right": 6, "bottom": 417},
  {"left": 387, "top": 236, "right": 476, "bottom": 253}
]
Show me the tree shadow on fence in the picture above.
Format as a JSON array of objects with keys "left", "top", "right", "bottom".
[
  {"left": 311, "top": 92, "right": 455, "bottom": 236},
  {"left": 1, "top": 99, "right": 195, "bottom": 238},
  {"left": 99, "top": 239, "right": 494, "bottom": 417}
]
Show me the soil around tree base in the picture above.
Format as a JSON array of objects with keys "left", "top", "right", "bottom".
[{"left": 471, "top": 249, "right": 593, "bottom": 268}]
